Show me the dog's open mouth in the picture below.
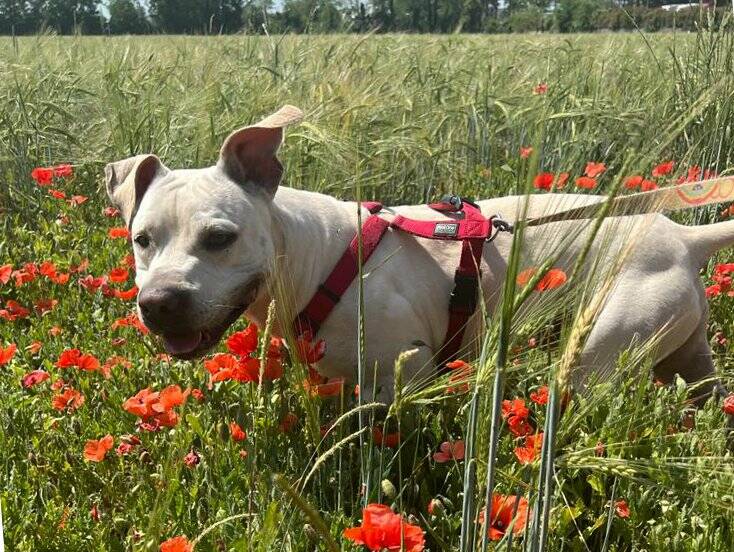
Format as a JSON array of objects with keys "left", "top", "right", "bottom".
[{"left": 159, "top": 277, "right": 262, "bottom": 360}]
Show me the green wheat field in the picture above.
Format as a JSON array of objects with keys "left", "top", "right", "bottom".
[{"left": 1, "top": 29, "right": 734, "bottom": 551}]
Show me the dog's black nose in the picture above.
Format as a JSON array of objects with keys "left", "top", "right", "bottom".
[{"left": 138, "top": 286, "right": 191, "bottom": 328}]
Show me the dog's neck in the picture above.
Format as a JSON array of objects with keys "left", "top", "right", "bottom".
[{"left": 245, "top": 185, "right": 360, "bottom": 333}]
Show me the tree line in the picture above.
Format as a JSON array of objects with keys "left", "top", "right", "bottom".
[{"left": 0, "top": 0, "right": 727, "bottom": 36}]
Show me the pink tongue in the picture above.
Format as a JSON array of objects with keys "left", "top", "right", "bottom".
[{"left": 163, "top": 332, "right": 202, "bottom": 355}]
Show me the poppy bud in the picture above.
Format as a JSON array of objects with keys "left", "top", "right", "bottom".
[
  {"left": 381, "top": 479, "right": 397, "bottom": 500},
  {"left": 303, "top": 523, "right": 318, "bottom": 542},
  {"left": 428, "top": 498, "right": 444, "bottom": 516}
]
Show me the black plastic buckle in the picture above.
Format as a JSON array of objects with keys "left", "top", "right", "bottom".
[
  {"left": 440, "top": 195, "right": 463, "bottom": 211},
  {"left": 449, "top": 272, "right": 479, "bottom": 314}
]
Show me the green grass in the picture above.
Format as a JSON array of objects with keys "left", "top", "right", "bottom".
[{"left": 1, "top": 30, "right": 733, "bottom": 551}]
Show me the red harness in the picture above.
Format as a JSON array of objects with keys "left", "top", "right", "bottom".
[{"left": 293, "top": 196, "right": 508, "bottom": 369}]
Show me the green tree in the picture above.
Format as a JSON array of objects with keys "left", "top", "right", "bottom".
[
  {"left": 108, "top": 0, "right": 147, "bottom": 34},
  {"left": 242, "top": 0, "right": 272, "bottom": 32},
  {"left": 149, "top": 0, "right": 243, "bottom": 33},
  {"left": 0, "top": 1, "right": 33, "bottom": 34},
  {"left": 28, "top": 0, "right": 103, "bottom": 34},
  {"left": 279, "top": 0, "right": 343, "bottom": 32}
]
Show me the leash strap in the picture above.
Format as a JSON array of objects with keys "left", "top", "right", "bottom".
[{"left": 524, "top": 176, "right": 734, "bottom": 228}]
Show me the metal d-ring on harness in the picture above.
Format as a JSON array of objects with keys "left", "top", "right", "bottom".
[{"left": 293, "top": 194, "right": 514, "bottom": 370}]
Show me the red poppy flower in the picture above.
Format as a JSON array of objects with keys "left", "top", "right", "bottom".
[
  {"left": 56, "top": 349, "right": 82, "bottom": 368},
  {"left": 123, "top": 387, "right": 160, "bottom": 418},
  {"left": 373, "top": 427, "right": 400, "bottom": 449},
  {"left": 11, "top": 267, "right": 35, "bottom": 287},
  {"left": 237, "top": 356, "right": 283, "bottom": 383},
  {"left": 530, "top": 385, "right": 549, "bottom": 405},
  {"left": 533, "top": 172, "right": 554, "bottom": 191},
  {"left": 722, "top": 393, "right": 734, "bottom": 415},
  {"left": 108, "top": 227, "right": 130, "bottom": 239},
  {"left": 227, "top": 325, "right": 259, "bottom": 356},
  {"left": 111, "top": 312, "right": 149, "bottom": 334},
  {"left": 0, "top": 300, "right": 31, "bottom": 321},
  {"left": 595, "top": 441, "right": 606, "bottom": 456},
  {"left": 615, "top": 499, "right": 630, "bottom": 518},
  {"left": 0, "top": 343, "right": 17, "bottom": 365},
  {"left": 79, "top": 274, "right": 107, "bottom": 292},
  {"left": 69, "top": 195, "right": 88, "bottom": 206},
  {"left": 116, "top": 435, "right": 140, "bottom": 456},
  {"left": 445, "top": 359, "right": 473, "bottom": 394},
  {"left": 49, "top": 325, "right": 63, "bottom": 336},
  {"left": 103, "top": 206, "right": 120, "bottom": 218},
  {"left": 52, "top": 388, "right": 85, "bottom": 412},
  {"left": 39, "top": 261, "right": 57, "bottom": 279},
  {"left": 502, "top": 398, "right": 529, "bottom": 420},
  {"left": 343, "top": 504, "right": 425, "bottom": 552},
  {"left": 279, "top": 412, "right": 298, "bottom": 433},
  {"left": 652, "top": 161, "right": 674, "bottom": 178},
  {"left": 623, "top": 175, "right": 643, "bottom": 189},
  {"left": 31, "top": 167, "right": 54, "bottom": 185},
  {"left": 26, "top": 341, "right": 42, "bottom": 354},
  {"left": 160, "top": 535, "right": 194, "bottom": 552},
  {"left": 101, "top": 355, "right": 130, "bottom": 378},
  {"left": 433, "top": 440, "right": 465, "bottom": 463},
  {"left": 479, "top": 494, "right": 529, "bottom": 541},
  {"left": 537, "top": 268, "right": 567, "bottom": 291},
  {"left": 78, "top": 354, "right": 101, "bottom": 372},
  {"left": 575, "top": 176, "right": 597, "bottom": 190},
  {"left": 516, "top": 267, "right": 537, "bottom": 287},
  {"left": 641, "top": 179, "right": 658, "bottom": 191},
  {"left": 508, "top": 416, "right": 533, "bottom": 437},
  {"left": 52, "top": 272, "right": 70, "bottom": 285},
  {"left": 108, "top": 267, "right": 129, "bottom": 283},
  {"left": 584, "top": 162, "right": 606, "bottom": 178},
  {"left": 156, "top": 385, "right": 187, "bottom": 412},
  {"left": 84, "top": 435, "right": 114, "bottom": 462},
  {"left": 114, "top": 285, "right": 138, "bottom": 301},
  {"left": 48, "top": 189, "right": 66, "bottom": 200},
  {"left": 296, "top": 330, "right": 326, "bottom": 364},
  {"left": 205, "top": 353, "right": 239, "bottom": 383},
  {"left": 513, "top": 432, "right": 543, "bottom": 465},
  {"left": 53, "top": 164, "right": 73, "bottom": 178},
  {"left": 520, "top": 146, "right": 533, "bottom": 159},
  {"left": 229, "top": 421, "right": 247, "bottom": 441},
  {"left": 34, "top": 298, "right": 58, "bottom": 315},
  {"left": 556, "top": 172, "right": 570, "bottom": 189},
  {"left": 0, "top": 264, "right": 12, "bottom": 284},
  {"left": 307, "top": 376, "right": 345, "bottom": 398},
  {"left": 533, "top": 83, "right": 548, "bottom": 95},
  {"left": 183, "top": 451, "right": 200, "bottom": 468}
]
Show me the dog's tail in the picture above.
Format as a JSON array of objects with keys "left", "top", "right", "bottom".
[{"left": 684, "top": 219, "right": 734, "bottom": 265}]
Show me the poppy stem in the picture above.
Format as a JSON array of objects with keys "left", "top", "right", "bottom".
[
  {"left": 600, "top": 477, "right": 619, "bottom": 552},
  {"left": 273, "top": 474, "right": 340, "bottom": 552},
  {"left": 459, "top": 389, "right": 479, "bottom": 552}
]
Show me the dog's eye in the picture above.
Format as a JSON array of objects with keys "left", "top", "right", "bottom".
[
  {"left": 203, "top": 230, "right": 237, "bottom": 251},
  {"left": 134, "top": 234, "right": 151, "bottom": 249}
]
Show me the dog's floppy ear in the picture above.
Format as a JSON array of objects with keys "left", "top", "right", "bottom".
[
  {"left": 104, "top": 154, "right": 169, "bottom": 225},
  {"left": 217, "top": 105, "right": 303, "bottom": 198}
]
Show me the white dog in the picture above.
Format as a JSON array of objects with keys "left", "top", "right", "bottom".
[{"left": 105, "top": 106, "right": 733, "bottom": 401}]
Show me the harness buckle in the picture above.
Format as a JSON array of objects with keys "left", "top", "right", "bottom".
[
  {"left": 487, "top": 217, "right": 514, "bottom": 242},
  {"left": 449, "top": 272, "right": 479, "bottom": 315},
  {"left": 441, "top": 195, "right": 463, "bottom": 210}
]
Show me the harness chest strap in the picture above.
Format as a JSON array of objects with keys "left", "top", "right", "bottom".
[{"left": 294, "top": 199, "right": 500, "bottom": 369}]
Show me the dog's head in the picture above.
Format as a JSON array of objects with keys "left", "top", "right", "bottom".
[{"left": 104, "top": 105, "right": 302, "bottom": 358}]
